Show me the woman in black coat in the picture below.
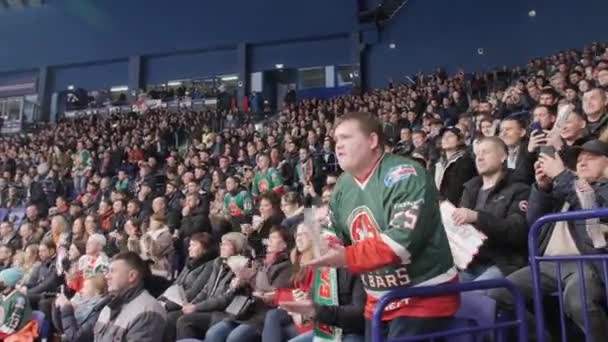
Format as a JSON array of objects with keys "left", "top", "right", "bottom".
[
  {"left": 433, "top": 127, "right": 477, "bottom": 205},
  {"left": 159, "top": 232, "right": 218, "bottom": 311},
  {"left": 244, "top": 192, "right": 284, "bottom": 259}
]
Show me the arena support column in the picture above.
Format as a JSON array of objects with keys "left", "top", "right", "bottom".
[
  {"left": 128, "top": 55, "right": 142, "bottom": 101},
  {"left": 237, "top": 42, "right": 248, "bottom": 111},
  {"left": 38, "top": 66, "right": 50, "bottom": 122},
  {"left": 350, "top": 31, "right": 363, "bottom": 95}
]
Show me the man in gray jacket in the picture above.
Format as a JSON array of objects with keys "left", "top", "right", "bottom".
[{"left": 94, "top": 252, "right": 167, "bottom": 342}]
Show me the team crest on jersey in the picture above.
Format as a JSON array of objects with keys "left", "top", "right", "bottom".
[
  {"left": 384, "top": 164, "right": 417, "bottom": 187},
  {"left": 228, "top": 203, "right": 243, "bottom": 217},
  {"left": 347, "top": 206, "right": 381, "bottom": 242},
  {"left": 258, "top": 179, "right": 269, "bottom": 193}
]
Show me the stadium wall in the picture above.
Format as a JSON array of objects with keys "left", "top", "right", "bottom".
[{"left": 364, "top": 0, "right": 608, "bottom": 88}]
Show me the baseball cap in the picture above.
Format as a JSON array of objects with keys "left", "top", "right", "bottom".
[{"left": 569, "top": 140, "right": 608, "bottom": 158}]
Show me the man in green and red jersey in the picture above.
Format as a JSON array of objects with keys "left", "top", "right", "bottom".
[
  {"left": 251, "top": 153, "right": 284, "bottom": 200},
  {"left": 306, "top": 112, "right": 459, "bottom": 341}
]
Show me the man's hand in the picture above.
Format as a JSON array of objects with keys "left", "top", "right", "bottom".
[
  {"left": 55, "top": 293, "right": 71, "bottom": 308},
  {"left": 546, "top": 129, "right": 564, "bottom": 151},
  {"left": 528, "top": 132, "right": 548, "bottom": 153},
  {"left": 539, "top": 152, "right": 566, "bottom": 179},
  {"left": 452, "top": 208, "right": 479, "bottom": 226},
  {"left": 182, "top": 304, "right": 196, "bottom": 315},
  {"left": 240, "top": 224, "right": 254, "bottom": 236},
  {"left": 279, "top": 300, "right": 316, "bottom": 318},
  {"left": 534, "top": 160, "right": 552, "bottom": 191},
  {"left": 303, "top": 246, "right": 347, "bottom": 268},
  {"left": 253, "top": 291, "right": 276, "bottom": 305}
]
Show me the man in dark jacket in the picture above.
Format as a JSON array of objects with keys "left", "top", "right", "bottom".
[
  {"left": 179, "top": 193, "right": 210, "bottom": 238},
  {"left": 0, "top": 221, "right": 22, "bottom": 251},
  {"left": 452, "top": 137, "right": 530, "bottom": 281},
  {"left": 22, "top": 173, "right": 48, "bottom": 216},
  {"left": 583, "top": 88, "right": 608, "bottom": 138},
  {"left": 489, "top": 139, "right": 608, "bottom": 342}
]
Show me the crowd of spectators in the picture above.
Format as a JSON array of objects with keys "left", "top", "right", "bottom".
[{"left": 0, "top": 41, "right": 606, "bottom": 341}]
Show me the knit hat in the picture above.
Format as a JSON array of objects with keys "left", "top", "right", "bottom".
[
  {"left": 0, "top": 268, "right": 23, "bottom": 288},
  {"left": 221, "top": 232, "right": 248, "bottom": 254},
  {"left": 89, "top": 233, "right": 107, "bottom": 248}
]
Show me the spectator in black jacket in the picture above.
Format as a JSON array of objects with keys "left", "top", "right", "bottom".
[
  {"left": 243, "top": 192, "right": 284, "bottom": 259},
  {"left": 161, "top": 232, "right": 219, "bottom": 340},
  {"left": 173, "top": 232, "right": 245, "bottom": 340},
  {"left": 179, "top": 193, "right": 210, "bottom": 239},
  {"left": 583, "top": 88, "right": 608, "bottom": 138},
  {"left": 165, "top": 180, "right": 184, "bottom": 215},
  {"left": 23, "top": 239, "right": 60, "bottom": 308},
  {"left": 0, "top": 221, "right": 22, "bottom": 251},
  {"left": 22, "top": 173, "right": 48, "bottom": 216},
  {"left": 490, "top": 139, "right": 608, "bottom": 342},
  {"left": 433, "top": 126, "right": 477, "bottom": 204},
  {"left": 499, "top": 116, "right": 535, "bottom": 184},
  {"left": 453, "top": 137, "right": 530, "bottom": 281},
  {"left": 152, "top": 196, "right": 180, "bottom": 232}
]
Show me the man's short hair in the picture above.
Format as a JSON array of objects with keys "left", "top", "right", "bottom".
[
  {"left": 127, "top": 199, "right": 141, "bottom": 208},
  {"left": 412, "top": 129, "right": 427, "bottom": 137},
  {"left": 534, "top": 104, "right": 557, "bottom": 117},
  {"left": 541, "top": 87, "right": 559, "bottom": 99},
  {"left": 41, "top": 239, "right": 57, "bottom": 252},
  {"left": 477, "top": 136, "right": 508, "bottom": 156},
  {"left": 335, "top": 112, "right": 385, "bottom": 150},
  {"left": 501, "top": 116, "right": 526, "bottom": 130},
  {"left": 112, "top": 251, "right": 150, "bottom": 281}
]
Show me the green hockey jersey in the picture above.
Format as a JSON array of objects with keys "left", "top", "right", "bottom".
[
  {"left": 252, "top": 167, "right": 284, "bottom": 199},
  {"left": 224, "top": 190, "right": 254, "bottom": 219},
  {"left": 329, "top": 153, "right": 459, "bottom": 320}
]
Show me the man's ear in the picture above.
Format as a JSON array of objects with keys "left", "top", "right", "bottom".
[{"left": 369, "top": 133, "right": 380, "bottom": 151}]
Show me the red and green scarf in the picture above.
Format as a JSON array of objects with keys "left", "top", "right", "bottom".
[{"left": 312, "top": 266, "right": 342, "bottom": 341}]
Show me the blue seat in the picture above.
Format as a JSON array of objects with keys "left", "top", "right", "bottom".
[
  {"left": 31, "top": 310, "right": 48, "bottom": 339},
  {"left": 446, "top": 317, "right": 478, "bottom": 342},
  {"left": 0, "top": 208, "right": 8, "bottom": 222},
  {"left": 456, "top": 291, "right": 496, "bottom": 328}
]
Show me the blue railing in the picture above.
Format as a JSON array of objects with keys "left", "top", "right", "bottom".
[
  {"left": 371, "top": 279, "right": 528, "bottom": 342},
  {"left": 528, "top": 208, "right": 608, "bottom": 342}
]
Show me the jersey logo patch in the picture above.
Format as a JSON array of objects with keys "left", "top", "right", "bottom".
[
  {"left": 258, "top": 179, "right": 269, "bottom": 193},
  {"left": 390, "top": 200, "right": 423, "bottom": 230},
  {"left": 348, "top": 206, "right": 381, "bottom": 242},
  {"left": 384, "top": 164, "right": 417, "bottom": 187}
]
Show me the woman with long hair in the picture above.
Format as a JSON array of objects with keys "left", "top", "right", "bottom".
[
  {"left": 262, "top": 223, "right": 316, "bottom": 342},
  {"left": 16, "top": 244, "right": 41, "bottom": 286}
]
